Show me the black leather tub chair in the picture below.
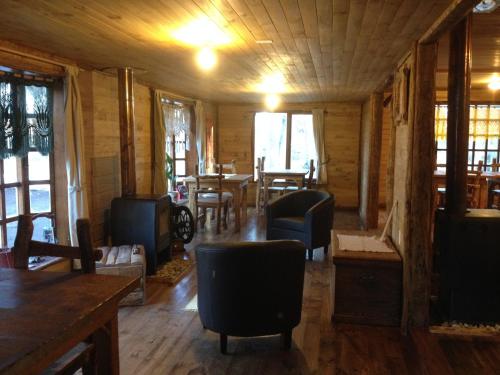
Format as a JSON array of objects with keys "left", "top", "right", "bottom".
[
  {"left": 266, "top": 190, "right": 334, "bottom": 260},
  {"left": 195, "top": 240, "right": 306, "bottom": 354}
]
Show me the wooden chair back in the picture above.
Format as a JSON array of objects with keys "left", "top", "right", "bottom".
[
  {"left": 466, "top": 171, "right": 482, "bottom": 208},
  {"left": 491, "top": 158, "right": 499, "bottom": 172},
  {"left": 13, "top": 215, "right": 100, "bottom": 274},
  {"left": 477, "top": 160, "right": 484, "bottom": 172},
  {"left": 216, "top": 160, "right": 236, "bottom": 174},
  {"left": 255, "top": 157, "right": 265, "bottom": 211},
  {"left": 306, "top": 159, "right": 316, "bottom": 189},
  {"left": 194, "top": 164, "right": 225, "bottom": 202}
]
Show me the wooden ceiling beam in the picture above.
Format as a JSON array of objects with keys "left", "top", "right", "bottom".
[{"left": 420, "top": 0, "right": 478, "bottom": 44}]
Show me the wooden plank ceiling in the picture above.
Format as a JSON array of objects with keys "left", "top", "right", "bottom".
[
  {"left": 0, "top": 0, "right": 451, "bottom": 103},
  {"left": 436, "top": 9, "right": 500, "bottom": 91}
]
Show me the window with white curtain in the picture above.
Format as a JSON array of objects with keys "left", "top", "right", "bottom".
[
  {"left": 162, "top": 99, "right": 191, "bottom": 178},
  {"left": 0, "top": 77, "right": 55, "bottom": 247},
  {"left": 253, "top": 112, "right": 316, "bottom": 179},
  {"left": 435, "top": 104, "right": 500, "bottom": 171}
]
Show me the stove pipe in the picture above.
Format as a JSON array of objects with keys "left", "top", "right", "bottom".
[{"left": 118, "top": 67, "right": 136, "bottom": 196}]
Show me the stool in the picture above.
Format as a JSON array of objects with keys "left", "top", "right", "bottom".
[{"left": 96, "top": 244, "right": 146, "bottom": 305}]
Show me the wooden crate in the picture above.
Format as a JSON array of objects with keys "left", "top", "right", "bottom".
[{"left": 331, "top": 231, "right": 402, "bottom": 326}]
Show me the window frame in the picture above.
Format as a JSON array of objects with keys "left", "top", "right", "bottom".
[
  {"left": 0, "top": 78, "right": 56, "bottom": 247},
  {"left": 0, "top": 152, "right": 56, "bottom": 247},
  {"left": 253, "top": 111, "right": 315, "bottom": 178},
  {"left": 435, "top": 103, "right": 500, "bottom": 171},
  {"left": 169, "top": 132, "right": 187, "bottom": 178}
]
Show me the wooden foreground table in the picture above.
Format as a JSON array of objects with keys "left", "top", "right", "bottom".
[{"left": 0, "top": 268, "right": 139, "bottom": 374}]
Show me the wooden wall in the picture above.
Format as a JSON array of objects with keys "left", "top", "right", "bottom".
[
  {"left": 217, "top": 102, "right": 361, "bottom": 208},
  {"left": 77, "top": 70, "right": 218, "bottom": 245},
  {"left": 79, "top": 70, "right": 152, "bottom": 244}
]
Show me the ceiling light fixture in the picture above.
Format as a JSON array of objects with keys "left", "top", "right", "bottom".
[
  {"left": 258, "top": 72, "right": 286, "bottom": 93},
  {"left": 196, "top": 47, "right": 217, "bottom": 71},
  {"left": 264, "top": 93, "right": 280, "bottom": 111},
  {"left": 256, "top": 40, "right": 273, "bottom": 44},
  {"left": 488, "top": 75, "right": 500, "bottom": 91},
  {"left": 473, "top": 0, "right": 500, "bottom": 13},
  {"left": 172, "top": 18, "right": 231, "bottom": 47}
]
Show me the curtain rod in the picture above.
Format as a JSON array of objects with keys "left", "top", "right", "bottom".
[{"left": 156, "top": 88, "right": 196, "bottom": 105}]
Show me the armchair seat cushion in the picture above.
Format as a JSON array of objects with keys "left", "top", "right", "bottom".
[
  {"left": 266, "top": 190, "right": 334, "bottom": 259},
  {"left": 273, "top": 217, "right": 305, "bottom": 232}
]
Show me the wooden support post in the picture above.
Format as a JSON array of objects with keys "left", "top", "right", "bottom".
[
  {"left": 118, "top": 67, "right": 137, "bottom": 196},
  {"left": 445, "top": 15, "right": 472, "bottom": 216},
  {"left": 407, "top": 41, "right": 438, "bottom": 327},
  {"left": 367, "top": 93, "right": 383, "bottom": 228},
  {"left": 360, "top": 93, "right": 383, "bottom": 229}
]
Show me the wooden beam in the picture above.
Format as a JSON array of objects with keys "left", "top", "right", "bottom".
[
  {"left": 0, "top": 50, "right": 65, "bottom": 77},
  {"left": 367, "top": 93, "right": 384, "bottom": 229},
  {"left": 420, "top": 0, "right": 477, "bottom": 44},
  {"left": 118, "top": 67, "right": 137, "bottom": 196},
  {"left": 360, "top": 93, "right": 383, "bottom": 229},
  {"left": 407, "top": 41, "right": 438, "bottom": 327},
  {"left": 445, "top": 15, "right": 472, "bottom": 216}
]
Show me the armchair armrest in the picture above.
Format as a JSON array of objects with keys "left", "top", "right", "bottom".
[{"left": 304, "top": 196, "right": 334, "bottom": 247}]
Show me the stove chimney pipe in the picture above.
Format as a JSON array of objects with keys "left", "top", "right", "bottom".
[{"left": 118, "top": 67, "right": 136, "bottom": 196}]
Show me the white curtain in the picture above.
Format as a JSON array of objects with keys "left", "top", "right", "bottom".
[
  {"left": 312, "top": 108, "right": 327, "bottom": 185},
  {"left": 153, "top": 90, "right": 167, "bottom": 194},
  {"left": 163, "top": 102, "right": 191, "bottom": 150},
  {"left": 195, "top": 100, "right": 206, "bottom": 173},
  {"left": 64, "top": 66, "right": 89, "bottom": 245}
]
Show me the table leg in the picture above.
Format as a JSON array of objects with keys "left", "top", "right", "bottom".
[
  {"left": 479, "top": 179, "right": 488, "bottom": 208},
  {"left": 95, "top": 314, "right": 119, "bottom": 375},
  {"left": 263, "top": 177, "right": 270, "bottom": 209},
  {"left": 233, "top": 187, "right": 241, "bottom": 233},
  {"left": 186, "top": 183, "right": 195, "bottom": 213},
  {"left": 241, "top": 185, "right": 248, "bottom": 223}
]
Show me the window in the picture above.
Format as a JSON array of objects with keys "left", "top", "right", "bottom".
[
  {"left": 0, "top": 76, "right": 55, "bottom": 247},
  {"left": 435, "top": 104, "right": 500, "bottom": 171},
  {"left": 254, "top": 112, "right": 316, "bottom": 178},
  {"left": 167, "top": 130, "right": 187, "bottom": 177},
  {"left": 162, "top": 99, "right": 190, "bottom": 185}
]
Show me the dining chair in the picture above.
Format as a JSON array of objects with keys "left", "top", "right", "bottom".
[
  {"left": 466, "top": 171, "right": 482, "bottom": 208},
  {"left": 13, "top": 214, "right": 102, "bottom": 375},
  {"left": 491, "top": 158, "right": 499, "bottom": 172},
  {"left": 255, "top": 157, "right": 286, "bottom": 213},
  {"left": 194, "top": 165, "right": 232, "bottom": 234},
  {"left": 285, "top": 159, "right": 316, "bottom": 192}
]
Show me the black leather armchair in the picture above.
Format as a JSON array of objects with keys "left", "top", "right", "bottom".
[
  {"left": 195, "top": 240, "right": 306, "bottom": 354},
  {"left": 266, "top": 190, "right": 334, "bottom": 260}
]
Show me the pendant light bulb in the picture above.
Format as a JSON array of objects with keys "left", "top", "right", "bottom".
[
  {"left": 265, "top": 94, "right": 280, "bottom": 111},
  {"left": 196, "top": 47, "right": 217, "bottom": 71}
]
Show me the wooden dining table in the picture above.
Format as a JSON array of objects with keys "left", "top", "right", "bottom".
[
  {"left": 183, "top": 173, "right": 253, "bottom": 233},
  {"left": 261, "top": 168, "right": 309, "bottom": 204},
  {"left": 0, "top": 268, "right": 139, "bottom": 374},
  {"left": 433, "top": 170, "right": 500, "bottom": 208}
]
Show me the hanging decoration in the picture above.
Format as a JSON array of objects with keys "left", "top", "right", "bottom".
[{"left": 0, "top": 74, "right": 54, "bottom": 159}]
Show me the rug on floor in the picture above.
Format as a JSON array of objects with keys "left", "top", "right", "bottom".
[{"left": 147, "top": 255, "right": 194, "bottom": 286}]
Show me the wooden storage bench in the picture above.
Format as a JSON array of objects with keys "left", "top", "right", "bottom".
[{"left": 331, "top": 231, "right": 402, "bottom": 326}]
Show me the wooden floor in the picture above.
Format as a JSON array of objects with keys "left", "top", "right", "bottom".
[{"left": 117, "top": 209, "right": 500, "bottom": 375}]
